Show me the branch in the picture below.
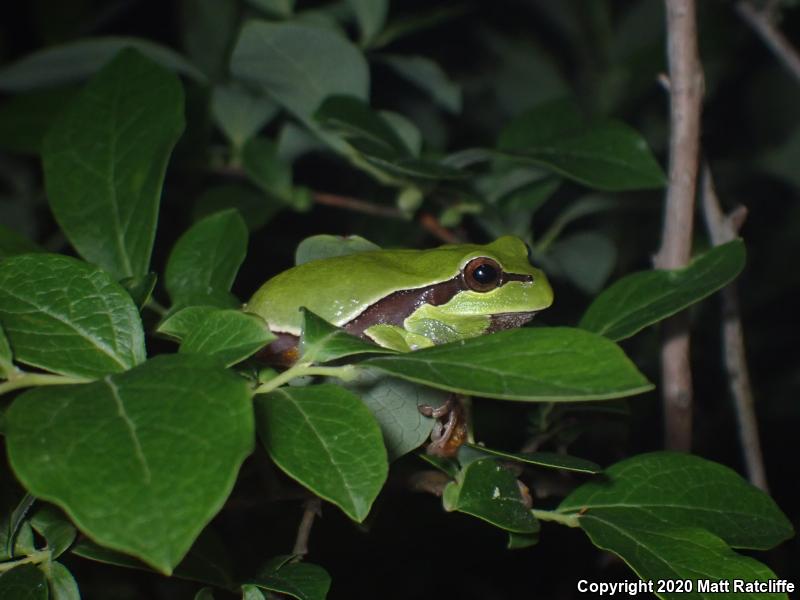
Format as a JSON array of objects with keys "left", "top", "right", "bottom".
[
  {"left": 292, "top": 497, "right": 322, "bottom": 558},
  {"left": 700, "top": 165, "right": 769, "bottom": 491},
  {"left": 737, "top": 1, "right": 800, "bottom": 84},
  {"left": 312, "top": 192, "right": 405, "bottom": 219},
  {"left": 657, "top": 0, "right": 705, "bottom": 451}
]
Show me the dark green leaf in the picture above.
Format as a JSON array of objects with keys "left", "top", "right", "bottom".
[
  {"left": 251, "top": 556, "right": 331, "bottom": 600},
  {"left": 211, "top": 83, "right": 278, "bottom": 148},
  {"left": 0, "top": 226, "right": 43, "bottom": 260},
  {"left": 377, "top": 54, "right": 461, "bottom": 113},
  {"left": 498, "top": 99, "right": 665, "bottom": 191},
  {"left": 193, "top": 184, "right": 281, "bottom": 232},
  {"left": 350, "top": 373, "right": 442, "bottom": 460},
  {"left": 0, "top": 323, "right": 13, "bottom": 378},
  {"left": 241, "top": 584, "right": 265, "bottom": 600},
  {"left": 380, "top": 111, "right": 422, "bottom": 156},
  {"left": 558, "top": 452, "right": 793, "bottom": 550},
  {"left": 119, "top": 273, "right": 157, "bottom": 311},
  {"left": 6, "top": 354, "right": 254, "bottom": 574},
  {"left": 1, "top": 494, "right": 35, "bottom": 560},
  {"left": 241, "top": 138, "right": 298, "bottom": 207},
  {"left": 294, "top": 234, "right": 381, "bottom": 266},
  {"left": 230, "top": 21, "right": 368, "bottom": 120},
  {"left": 0, "top": 253, "right": 145, "bottom": 379},
  {"left": 180, "top": 309, "right": 275, "bottom": 367},
  {"left": 245, "top": 0, "right": 295, "bottom": 18},
  {"left": 443, "top": 459, "right": 538, "bottom": 533},
  {"left": 315, "top": 95, "right": 410, "bottom": 159},
  {"left": 548, "top": 232, "right": 617, "bottom": 294},
  {"left": 466, "top": 444, "right": 601, "bottom": 474},
  {"left": 72, "top": 529, "right": 234, "bottom": 588},
  {"left": 46, "top": 562, "right": 79, "bottom": 600},
  {"left": 43, "top": 49, "right": 185, "bottom": 279},
  {"left": 157, "top": 306, "right": 224, "bottom": 343},
  {"left": 0, "top": 37, "right": 207, "bottom": 92},
  {"left": 365, "top": 327, "right": 653, "bottom": 401},
  {"left": 299, "top": 309, "right": 395, "bottom": 364},
  {"left": 165, "top": 209, "right": 248, "bottom": 305},
  {"left": 577, "top": 515, "right": 782, "bottom": 600},
  {"left": 255, "top": 385, "right": 388, "bottom": 522},
  {"left": 507, "top": 531, "right": 539, "bottom": 549},
  {"left": 0, "top": 88, "right": 77, "bottom": 155},
  {"left": 348, "top": 0, "right": 388, "bottom": 45},
  {"left": 30, "top": 507, "right": 75, "bottom": 559},
  {"left": 579, "top": 240, "right": 746, "bottom": 341},
  {"left": 0, "top": 564, "right": 48, "bottom": 599},
  {"left": 180, "top": 0, "right": 238, "bottom": 79},
  {"left": 194, "top": 588, "right": 214, "bottom": 600}
]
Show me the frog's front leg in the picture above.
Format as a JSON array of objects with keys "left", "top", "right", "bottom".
[{"left": 419, "top": 395, "right": 468, "bottom": 457}]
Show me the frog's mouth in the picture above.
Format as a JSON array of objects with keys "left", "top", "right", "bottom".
[{"left": 488, "top": 310, "right": 540, "bottom": 333}]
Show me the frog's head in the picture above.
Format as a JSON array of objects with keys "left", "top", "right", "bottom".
[{"left": 434, "top": 235, "right": 553, "bottom": 331}]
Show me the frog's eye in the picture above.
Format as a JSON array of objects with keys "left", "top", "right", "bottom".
[{"left": 463, "top": 257, "right": 502, "bottom": 292}]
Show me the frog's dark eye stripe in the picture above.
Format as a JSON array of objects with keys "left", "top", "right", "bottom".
[{"left": 463, "top": 257, "right": 502, "bottom": 292}]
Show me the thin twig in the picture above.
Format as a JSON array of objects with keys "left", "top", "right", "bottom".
[
  {"left": 657, "top": 0, "right": 705, "bottom": 450},
  {"left": 418, "top": 212, "right": 462, "bottom": 244},
  {"left": 312, "top": 192, "right": 405, "bottom": 219},
  {"left": 292, "top": 497, "right": 322, "bottom": 558},
  {"left": 736, "top": 1, "right": 800, "bottom": 84},
  {"left": 406, "top": 470, "right": 451, "bottom": 496},
  {"left": 700, "top": 165, "right": 769, "bottom": 491}
]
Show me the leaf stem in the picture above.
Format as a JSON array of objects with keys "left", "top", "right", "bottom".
[
  {"left": 253, "top": 364, "right": 359, "bottom": 395},
  {"left": 0, "top": 549, "right": 51, "bottom": 573},
  {"left": 0, "top": 372, "right": 91, "bottom": 396},
  {"left": 531, "top": 509, "right": 580, "bottom": 528},
  {"left": 145, "top": 298, "right": 168, "bottom": 316}
]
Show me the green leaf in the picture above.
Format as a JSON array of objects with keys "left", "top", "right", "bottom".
[
  {"left": 548, "top": 232, "right": 617, "bottom": 295},
  {"left": 348, "top": 0, "right": 388, "bottom": 45},
  {"left": 0, "top": 564, "right": 48, "bottom": 599},
  {"left": 294, "top": 234, "right": 381, "bottom": 265},
  {"left": 299, "top": 309, "right": 395, "bottom": 364},
  {"left": 180, "top": 309, "right": 275, "bottom": 367},
  {"left": 1, "top": 493, "right": 35, "bottom": 560},
  {"left": 211, "top": 83, "right": 279, "bottom": 149},
  {"left": 0, "top": 322, "right": 13, "bottom": 378},
  {"left": 498, "top": 99, "right": 666, "bottom": 191},
  {"left": 558, "top": 452, "right": 794, "bottom": 550},
  {"left": 0, "top": 88, "right": 77, "bottom": 155},
  {"left": 47, "top": 562, "right": 79, "bottom": 600},
  {"left": 157, "top": 306, "right": 224, "bottom": 342},
  {"left": 579, "top": 240, "right": 746, "bottom": 341},
  {"left": 466, "top": 444, "right": 601, "bottom": 474},
  {"left": 251, "top": 556, "right": 331, "bottom": 600},
  {"left": 379, "top": 111, "right": 422, "bottom": 156},
  {"left": 72, "top": 529, "right": 234, "bottom": 588},
  {"left": 165, "top": 209, "right": 248, "bottom": 305},
  {"left": 6, "top": 354, "right": 254, "bottom": 574},
  {"left": 0, "top": 226, "right": 43, "bottom": 260},
  {"left": 242, "top": 584, "right": 265, "bottom": 600},
  {"left": 30, "top": 507, "right": 76, "bottom": 559},
  {"left": 193, "top": 184, "right": 281, "bottom": 232},
  {"left": 120, "top": 273, "right": 157, "bottom": 311},
  {"left": 245, "top": 0, "right": 296, "bottom": 18},
  {"left": 351, "top": 373, "right": 442, "bottom": 460},
  {"left": 180, "top": 0, "right": 238, "bottom": 79},
  {"left": 0, "top": 253, "right": 146, "bottom": 379},
  {"left": 577, "top": 515, "right": 783, "bottom": 600},
  {"left": 364, "top": 327, "right": 653, "bottom": 401},
  {"left": 507, "top": 531, "right": 539, "bottom": 550},
  {"left": 43, "top": 48, "right": 185, "bottom": 280},
  {"left": 315, "top": 95, "right": 411, "bottom": 159},
  {"left": 443, "top": 459, "right": 538, "bottom": 533},
  {"left": 194, "top": 588, "right": 214, "bottom": 600},
  {"left": 230, "top": 21, "right": 369, "bottom": 120},
  {"left": 0, "top": 36, "right": 207, "bottom": 92},
  {"left": 377, "top": 54, "right": 461, "bottom": 113},
  {"left": 241, "top": 137, "right": 298, "bottom": 207},
  {"left": 255, "top": 385, "right": 388, "bottom": 522}
]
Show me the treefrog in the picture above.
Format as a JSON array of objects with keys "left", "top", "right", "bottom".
[
  {"left": 244, "top": 235, "right": 553, "bottom": 365},
  {"left": 244, "top": 235, "right": 553, "bottom": 456}
]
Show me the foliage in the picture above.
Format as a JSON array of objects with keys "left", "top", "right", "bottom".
[{"left": 0, "top": 1, "right": 796, "bottom": 598}]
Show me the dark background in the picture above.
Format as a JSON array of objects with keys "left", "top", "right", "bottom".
[{"left": 1, "top": 0, "right": 798, "bottom": 597}]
